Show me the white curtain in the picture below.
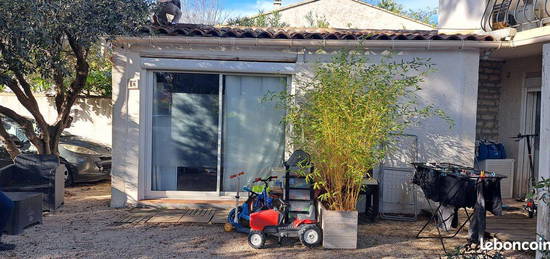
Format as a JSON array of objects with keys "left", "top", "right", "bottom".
[{"left": 222, "top": 75, "right": 286, "bottom": 191}]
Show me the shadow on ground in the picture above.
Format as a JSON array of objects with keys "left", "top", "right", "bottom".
[{"left": 0, "top": 181, "right": 533, "bottom": 258}]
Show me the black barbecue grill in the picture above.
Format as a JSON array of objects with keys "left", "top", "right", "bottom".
[{"left": 412, "top": 162, "right": 506, "bottom": 253}]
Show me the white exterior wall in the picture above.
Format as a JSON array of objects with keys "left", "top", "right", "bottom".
[
  {"left": 536, "top": 44, "right": 550, "bottom": 259},
  {"left": 270, "top": 0, "right": 433, "bottom": 30},
  {"left": 439, "top": 0, "right": 487, "bottom": 32},
  {"left": 111, "top": 49, "right": 144, "bottom": 207},
  {"left": 0, "top": 93, "right": 112, "bottom": 146},
  {"left": 111, "top": 41, "right": 479, "bottom": 207}
]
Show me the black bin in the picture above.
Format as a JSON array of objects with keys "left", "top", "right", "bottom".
[
  {"left": 0, "top": 154, "right": 65, "bottom": 211},
  {"left": 3, "top": 192, "right": 43, "bottom": 235},
  {"left": 360, "top": 183, "right": 379, "bottom": 223}
]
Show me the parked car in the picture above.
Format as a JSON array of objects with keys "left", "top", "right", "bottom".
[
  {"left": 58, "top": 134, "right": 112, "bottom": 185},
  {"left": 0, "top": 117, "right": 111, "bottom": 186}
]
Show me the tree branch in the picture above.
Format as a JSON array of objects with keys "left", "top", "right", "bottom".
[
  {"left": 0, "top": 73, "right": 32, "bottom": 108},
  {"left": 9, "top": 71, "right": 52, "bottom": 154},
  {"left": 0, "top": 42, "right": 50, "bottom": 136},
  {"left": 48, "top": 31, "right": 90, "bottom": 154},
  {"left": 53, "top": 65, "right": 66, "bottom": 114},
  {"left": 50, "top": 35, "right": 67, "bottom": 114}
]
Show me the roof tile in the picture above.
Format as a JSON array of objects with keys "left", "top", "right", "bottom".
[{"left": 142, "top": 24, "right": 495, "bottom": 42}]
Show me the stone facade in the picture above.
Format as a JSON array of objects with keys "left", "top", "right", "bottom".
[{"left": 476, "top": 59, "right": 505, "bottom": 141}]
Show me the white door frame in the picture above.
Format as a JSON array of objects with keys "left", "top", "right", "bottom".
[
  {"left": 141, "top": 58, "right": 296, "bottom": 200},
  {"left": 517, "top": 77, "right": 541, "bottom": 197}
]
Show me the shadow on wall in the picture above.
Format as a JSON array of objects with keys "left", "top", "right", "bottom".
[
  {"left": 384, "top": 127, "right": 475, "bottom": 167},
  {"left": 301, "top": 49, "right": 478, "bottom": 166},
  {"left": 111, "top": 86, "right": 138, "bottom": 208},
  {"left": 45, "top": 96, "right": 112, "bottom": 123},
  {"left": 421, "top": 132, "right": 475, "bottom": 165},
  {"left": 408, "top": 85, "right": 477, "bottom": 166},
  {"left": 110, "top": 55, "right": 140, "bottom": 207}
]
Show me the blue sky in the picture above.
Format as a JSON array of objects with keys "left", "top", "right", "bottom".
[{"left": 222, "top": 0, "right": 439, "bottom": 18}]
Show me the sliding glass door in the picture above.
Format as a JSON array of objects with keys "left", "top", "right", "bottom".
[
  {"left": 222, "top": 76, "right": 286, "bottom": 192},
  {"left": 151, "top": 73, "right": 220, "bottom": 192},
  {"left": 149, "top": 72, "right": 286, "bottom": 195}
]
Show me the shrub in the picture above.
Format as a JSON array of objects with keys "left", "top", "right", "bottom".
[{"left": 276, "top": 51, "right": 448, "bottom": 211}]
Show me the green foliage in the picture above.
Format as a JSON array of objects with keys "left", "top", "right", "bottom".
[
  {"left": 528, "top": 177, "right": 550, "bottom": 205},
  {"left": 528, "top": 178, "right": 550, "bottom": 256},
  {"left": 403, "top": 8, "right": 438, "bottom": 26},
  {"left": 273, "top": 51, "right": 448, "bottom": 211},
  {"left": 0, "top": 0, "right": 152, "bottom": 155},
  {"left": 226, "top": 10, "right": 289, "bottom": 27},
  {"left": 0, "top": 0, "right": 151, "bottom": 84},
  {"left": 305, "top": 11, "right": 330, "bottom": 28},
  {"left": 81, "top": 44, "right": 113, "bottom": 97},
  {"left": 19, "top": 45, "right": 113, "bottom": 97},
  {"left": 377, "top": 0, "right": 403, "bottom": 13}
]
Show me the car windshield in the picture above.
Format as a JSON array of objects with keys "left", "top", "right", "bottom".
[
  {"left": 3, "top": 119, "right": 28, "bottom": 142},
  {"left": 59, "top": 144, "right": 101, "bottom": 155}
]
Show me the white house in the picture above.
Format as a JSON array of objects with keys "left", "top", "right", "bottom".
[
  {"left": 243, "top": 0, "right": 434, "bottom": 30},
  {"left": 111, "top": 0, "right": 550, "bottom": 256},
  {"left": 111, "top": 24, "right": 493, "bottom": 207}
]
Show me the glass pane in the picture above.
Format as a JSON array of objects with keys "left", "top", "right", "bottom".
[
  {"left": 151, "top": 72, "right": 219, "bottom": 191},
  {"left": 222, "top": 75, "right": 286, "bottom": 192}
]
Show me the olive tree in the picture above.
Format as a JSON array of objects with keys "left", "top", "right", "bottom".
[
  {"left": 0, "top": 0, "right": 151, "bottom": 158},
  {"left": 369, "top": 0, "right": 438, "bottom": 26}
]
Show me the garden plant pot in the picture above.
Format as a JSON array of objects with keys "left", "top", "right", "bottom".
[{"left": 320, "top": 205, "right": 358, "bottom": 249}]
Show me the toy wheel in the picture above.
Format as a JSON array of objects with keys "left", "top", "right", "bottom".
[
  {"left": 227, "top": 208, "right": 237, "bottom": 223},
  {"left": 224, "top": 223, "right": 234, "bottom": 232},
  {"left": 248, "top": 231, "right": 266, "bottom": 249},
  {"left": 299, "top": 225, "right": 322, "bottom": 248}
]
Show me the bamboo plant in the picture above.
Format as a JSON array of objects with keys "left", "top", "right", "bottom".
[{"left": 275, "top": 51, "right": 448, "bottom": 211}]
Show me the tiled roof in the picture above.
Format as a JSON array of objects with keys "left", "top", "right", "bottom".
[{"left": 142, "top": 24, "right": 495, "bottom": 42}]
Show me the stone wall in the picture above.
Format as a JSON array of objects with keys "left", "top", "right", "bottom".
[{"left": 476, "top": 59, "right": 505, "bottom": 141}]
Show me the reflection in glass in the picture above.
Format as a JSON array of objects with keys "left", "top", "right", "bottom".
[
  {"left": 151, "top": 73, "right": 219, "bottom": 191},
  {"left": 222, "top": 76, "right": 286, "bottom": 191}
]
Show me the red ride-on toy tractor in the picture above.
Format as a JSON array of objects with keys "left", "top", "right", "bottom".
[{"left": 247, "top": 199, "right": 322, "bottom": 249}]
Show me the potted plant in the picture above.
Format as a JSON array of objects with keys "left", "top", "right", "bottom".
[{"left": 275, "top": 51, "right": 447, "bottom": 249}]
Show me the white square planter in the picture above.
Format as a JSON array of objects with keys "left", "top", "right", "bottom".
[{"left": 320, "top": 205, "right": 358, "bottom": 249}]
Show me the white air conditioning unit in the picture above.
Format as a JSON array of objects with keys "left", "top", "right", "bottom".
[{"left": 478, "top": 159, "right": 515, "bottom": 199}]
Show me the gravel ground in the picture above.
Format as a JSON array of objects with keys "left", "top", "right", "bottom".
[{"left": 0, "top": 182, "right": 534, "bottom": 259}]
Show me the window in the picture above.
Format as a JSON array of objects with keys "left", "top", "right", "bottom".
[{"left": 150, "top": 72, "right": 286, "bottom": 193}]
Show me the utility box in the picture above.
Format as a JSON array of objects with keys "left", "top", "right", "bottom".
[
  {"left": 3, "top": 192, "right": 43, "bottom": 235},
  {"left": 478, "top": 159, "right": 515, "bottom": 199},
  {"left": 0, "top": 154, "right": 66, "bottom": 211}
]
